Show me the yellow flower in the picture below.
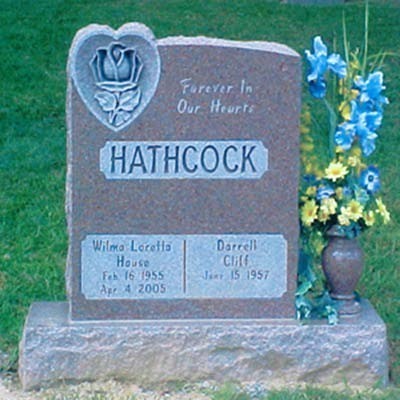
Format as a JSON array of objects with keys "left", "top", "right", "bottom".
[
  {"left": 300, "top": 142, "right": 314, "bottom": 152},
  {"left": 338, "top": 210, "right": 351, "bottom": 226},
  {"left": 318, "top": 211, "right": 330, "bottom": 223},
  {"left": 338, "top": 200, "right": 363, "bottom": 225},
  {"left": 304, "top": 162, "right": 314, "bottom": 174},
  {"left": 350, "top": 57, "right": 361, "bottom": 71},
  {"left": 348, "top": 156, "right": 360, "bottom": 168},
  {"left": 335, "top": 187, "right": 344, "bottom": 200},
  {"left": 338, "top": 78, "right": 345, "bottom": 95},
  {"left": 325, "top": 161, "right": 349, "bottom": 182},
  {"left": 350, "top": 89, "right": 360, "bottom": 99},
  {"left": 335, "top": 146, "right": 345, "bottom": 154},
  {"left": 300, "top": 125, "right": 310, "bottom": 134},
  {"left": 321, "top": 197, "right": 337, "bottom": 215},
  {"left": 301, "top": 200, "right": 318, "bottom": 227},
  {"left": 306, "top": 186, "right": 317, "bottom": 197},
  {"left": 302, "top": 109, "right": 311, "bottom": 125},
  {"left": 350, "top": 147, "right": 362, "bottom": 158},
  {"left": 318, "top": 206, "right": 330, "bottom": 223},
  {"left": 364, "top": 210, "right": 375, "bottom": 227},
  {"left": 376, "top": 198, "right": 391, "bottom": 224},
  {"left": 345, "top": 200, "right": 364, "bottom": 221},
  {"left": 339, "top": 101, "right": 352, "bottom": 121}
]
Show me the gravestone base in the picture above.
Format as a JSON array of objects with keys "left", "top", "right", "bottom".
[{"left": 19, "top": 299, "right": 388, "bottom": 390}]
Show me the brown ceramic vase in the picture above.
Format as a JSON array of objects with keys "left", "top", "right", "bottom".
[{"left": 322, "top": 225, "right": 363, "bottom": 316}]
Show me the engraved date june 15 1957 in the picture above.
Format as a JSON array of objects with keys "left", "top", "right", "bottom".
[{"left": 229, "top": 269, "right": 270, "bottom": 281}]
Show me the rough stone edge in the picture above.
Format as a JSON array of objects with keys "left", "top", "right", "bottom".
[
  {"left": 19, "top": 299, "right": 388, "bottom": 391},
  {"left": 65, "top": 69, "right": 73, "bottom": 299},
  {"left": 67, "top": 22, "right": 299, "bottom": 59},
  {"left": 157, "top": 36, "right": 299, "bottom": 57}
]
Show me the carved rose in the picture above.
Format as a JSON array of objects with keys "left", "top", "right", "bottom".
[
  {"left": 91, "top": 42, "right": 143, "bottom": 92},
  {"left": 91, "top": 42, "right": 143, "bottom": 127}
]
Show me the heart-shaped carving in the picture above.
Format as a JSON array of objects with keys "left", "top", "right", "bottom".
[{"left": 69, "top": 23, "right": 160, "bottom": 132}]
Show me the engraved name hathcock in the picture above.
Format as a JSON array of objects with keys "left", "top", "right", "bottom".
[
  {"left": 91, "top": 42, "right": 143, "bottom": 128},
  {"left": 100, "top": 140, "right": 269, "bottom": 180}
]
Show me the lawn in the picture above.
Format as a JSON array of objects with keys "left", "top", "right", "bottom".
[{"left": 0, "top": 0, "right": 399, "bottom": 398}]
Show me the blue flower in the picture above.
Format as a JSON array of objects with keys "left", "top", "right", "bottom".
[
  {"left": 309, "top": 77, "right": 327, "bottom": 99},
  {"left": 355, "top": 109, "right": 381, "bottom": 156},
  {"left": 305, "top": 37, "right": 328, "bottom": 82},
  {"left": 334, "top": 122, "right": 356, "bottom": 150},
  {"left": 359, "top": 166, "right": 381, "bottom": 194},
  {"left": 342, "top": 186, "right": 353, "bottom": 198},
  {"left": 359, "top": 130, "right": 378, "bottom": 157},
  {"left": 326, "top": 53, "right": 347, "bottom": 78},
  {"left": 344, "top": 100, "right": 382, "bottom": 156},
  {"left": 305, "top": 36, "right": 347, "bottom": 98},
  {"left": 354, "top": 71, "right": 389, "bottom": 110},
  {"left": 360, "top": 109, "right": 382, "bottom": 131},
  {"left": 316, "top": 186, "right": 335, "bottom": 200},
  {"left": 303, "top": 174, "right": 318, "bottom": 185}
]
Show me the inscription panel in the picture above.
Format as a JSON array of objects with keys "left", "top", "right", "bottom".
[
  {"left": 82, "top": 234, "right": 287, "bottom": 300},
  {"left": 100, "top": 140, "right": 268, "bottom": 179}
]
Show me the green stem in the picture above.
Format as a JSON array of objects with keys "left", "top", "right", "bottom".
[
  {"left": 362, "top": 0, "right": 369, "bottom": 76},
  {"left": 342, "top": 11, "right": 350, "bottom": 66},
  {"left": 323, "top": 98, "right": 338, "bottom": 159}
]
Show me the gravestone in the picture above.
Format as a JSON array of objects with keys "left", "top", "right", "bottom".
[
  {"left": 66, "top": 23, "right": 299, "bottom": 321},
  {"left": 19, "top": 23, "right": 388, "bottom": 390}
]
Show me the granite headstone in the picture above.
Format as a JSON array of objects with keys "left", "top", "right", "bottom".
[
  {"left": 19, "top": 23, "right": 389, "bottom": 390},
  {"left": 66, "top": 23, "right": 301, "bottom": 320}
]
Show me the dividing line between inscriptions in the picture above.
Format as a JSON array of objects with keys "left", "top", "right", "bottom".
[{"left": 183, "top": 239, "right": 187, "bottom": 294}]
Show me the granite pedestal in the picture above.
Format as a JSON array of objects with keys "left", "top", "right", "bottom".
[{"left": 19, "top": 299, "right": 388, "bottom": 390}]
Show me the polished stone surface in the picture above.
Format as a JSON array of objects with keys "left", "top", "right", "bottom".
[
  {"left": 66, "top": 25, "right": 301, "bottom": 320},
  {"left": 19, "top": 300, "right": 388, "bottom": 390}
]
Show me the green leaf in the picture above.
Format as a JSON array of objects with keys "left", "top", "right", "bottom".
[
  {"left": 355, "top": 186, "right": 370, "bottom": 205},
  {"left": 296, "top": 281, "right": 313, "bottom": 296},
  {"left": 325, "top": 305, "right": 339, "bottom": 325},
  {"left": 298, "top": 250, "right": 317, "bottom": 283},
  {"left": 295, "top": 295, "right": 312, "bottom": 320}
]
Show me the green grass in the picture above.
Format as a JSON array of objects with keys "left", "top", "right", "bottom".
[
  {"left": 0, "top": 0, "right": 399, "bottom": 398},
  {"left": 265, "top": 387, "right": 400, "bottom": 400},
  {"left": 17, "top": 382, "right": 400, "bottom": 400}
]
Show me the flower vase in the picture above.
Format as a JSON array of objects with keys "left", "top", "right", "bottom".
[{"left": 322, "top": 226, "right": 363, "bottom": 316}]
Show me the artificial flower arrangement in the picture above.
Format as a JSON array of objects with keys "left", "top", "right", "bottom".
[{"left": 297, "top": 13, "right": 390, "bottom": 323}]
